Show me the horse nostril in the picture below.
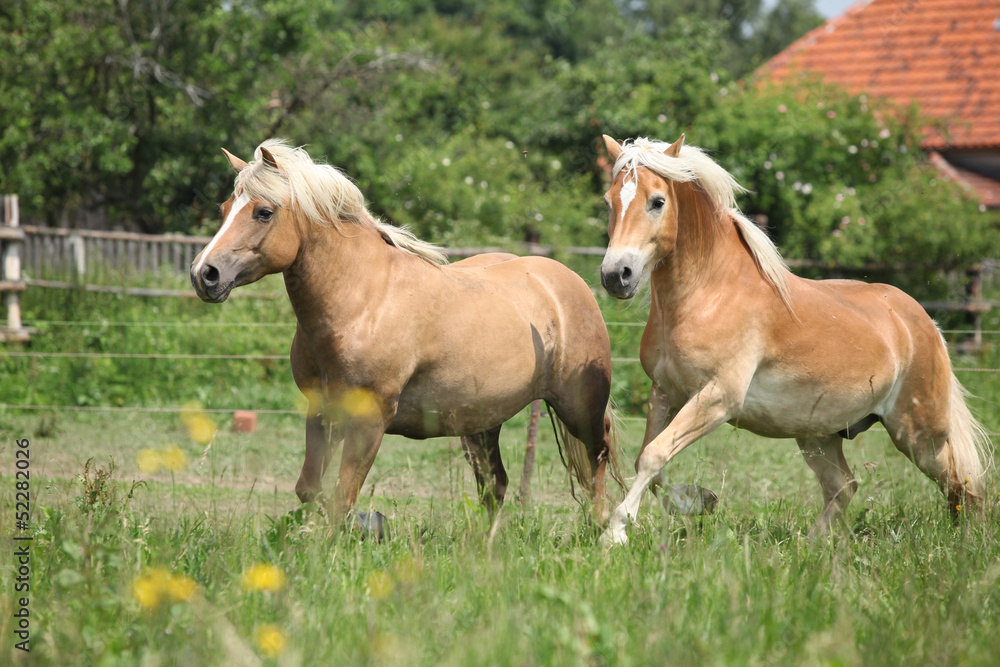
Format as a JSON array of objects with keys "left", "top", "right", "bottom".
[
  {"left": 202, "top": 265, "right": 220, "bottom": 287},
  {"left": 620, "top": 266, "right": 632, "bottom": 282}
]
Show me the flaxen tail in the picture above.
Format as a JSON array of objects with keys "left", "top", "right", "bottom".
[
  {"left": 547, "top": 403, "right": 626, "bottom": 509},
  {"left": 603, "top": 403, "right": 627, "bottom": 492},
  {"left": 949, "top": 372, "right": 992, "bottom": 499}
]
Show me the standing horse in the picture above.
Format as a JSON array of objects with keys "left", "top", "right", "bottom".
[
  {"left": 598, "top": 134, "right": 990, "bottom": 545},
  {"left": 190, "top": 139, "right": 622, "bottom": 528}
]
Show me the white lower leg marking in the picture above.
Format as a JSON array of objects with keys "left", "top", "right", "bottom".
[{"left": 602, "top": 468, "right": 657, "bottom": 545}]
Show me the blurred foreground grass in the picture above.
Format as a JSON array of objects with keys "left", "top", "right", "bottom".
[{"left": 1, "top": 405, "right": 998, "bottom": 666}]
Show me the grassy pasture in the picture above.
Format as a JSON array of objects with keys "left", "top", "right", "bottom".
[{"left": 1, "top": 269, "right": 999, "bottom": 665}]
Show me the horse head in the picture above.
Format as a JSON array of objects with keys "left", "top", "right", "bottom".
[
  {"left": 599, "top": 134, "right": 685, "bottom": 299},
  {"left": 191, "top": 144, "right": 304, "bottom": 303}
]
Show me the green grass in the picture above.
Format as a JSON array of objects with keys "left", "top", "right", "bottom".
[
  {"left": 1, "top": 407, "right": 999, "bottom": 666},
  {"left": 1, "top": 272, "right": 999, "bottom": 665}
]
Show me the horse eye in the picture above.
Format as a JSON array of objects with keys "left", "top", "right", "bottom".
[
  {"left": 256, "top": 207, "right": 274, "bottom": 222},
  {"left": 650, "top": 197, "right": 665, "bottom": 211}
]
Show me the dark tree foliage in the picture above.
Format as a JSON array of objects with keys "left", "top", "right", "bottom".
[{"left": 1, "top": 0, "right": 995, "bottom": 269}]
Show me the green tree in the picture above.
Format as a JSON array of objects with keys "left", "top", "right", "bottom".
[
  {"left": 0, "top": 0, "right": 398, "bottom": 233},
  {"left": 5, "top": 0, "right": 993, "bottom": 279},
  {"left": 626, "top": 0, "right": 823, "bottom": 76}
]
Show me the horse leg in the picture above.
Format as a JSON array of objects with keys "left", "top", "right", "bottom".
[
  {"left": 603, "top": 382, "right": 734, "bottom": 546},
  {"left": 796, "top": 435, "right": 856, "bottom": 537},
  {"left": 460, "top": 425, "right": 507, "bottom": 519},
  {"left": 639, "top": 384, "right": 674, "bottom": 496},
  {"left": 881, "top": 341, "right": 988, "bottom": 517},
  {"left": 327, "top": 419, "right": 386, "bottom": 531},
  {"left": 882, "top": 404, "right": 964, "bottom": 516},
  {"left": 295, "top": 414, "right": 339, "bottom": 503}
]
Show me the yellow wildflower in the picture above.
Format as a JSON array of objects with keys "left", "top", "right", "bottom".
[
  {"left": 180, "top": 402, "right": 217, "bottom": 444},
  {"left": 241, "top": 563, "right": 287, "bottom": 593},
  {"left": 366, "top": 570, "right": 393, "bottom": 600},
  {"left": 159, "top": 445, "right": 189, "bottom": 473},
  {"left": 185, "top": 415, "right": 217, "bottom": 445},
  {"left": 255, "top": 624, "right": 288, "bottom": 658},
  {"left": 132, "top": 567, "right": 198, "bottom": 610},
  {"left": 179, "top": 401, "right": 204, "bottom": 424},
  {"left": 372, "top": 632, "right": 401, "bottom": 660},
  {"left": 340, "top": 387, "right": 382, "bottom": 420},
  {"left": 137, "top": 448, "right": 163, "bottom": 474},
  {"left": 132, "top": 569, "right": 167, "bottom": 609},
  {"left": 297, "top": 387, "right": 324, "bottom": 416},
  {"left": 165, "top": 574, "right": 198, "bottom": 602}
]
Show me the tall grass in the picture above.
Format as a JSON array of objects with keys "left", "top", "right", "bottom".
[{"left": 1, "top": 416, "right": 998, "bottom": 666}]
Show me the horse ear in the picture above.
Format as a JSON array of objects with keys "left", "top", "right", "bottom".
[
  {"left": 221, "top": 148, "right": 248, "bottom": 173},
  {"left": 602, "top": 135, "right": 623, "bottom": 162},
  {"left": 259, "top": 146, "right": 279, "bottom": 170},
  {"left": 665, "top": 134, "right": 685, "bottom": 158}
]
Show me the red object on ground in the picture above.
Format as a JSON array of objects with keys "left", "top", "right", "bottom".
[{"left": 232, "top": 411, "right": 257, "bottom": 433}]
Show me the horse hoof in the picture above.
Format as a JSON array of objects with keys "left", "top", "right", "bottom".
[
  {"left": 600, "top": 527, "right": 628, "bottom": 548},
  {"left": 662, "top": 484, "right": 718, "bottom": 516},
  {"left": 355, "top": 511, "right": 389, "bottom": 542}
]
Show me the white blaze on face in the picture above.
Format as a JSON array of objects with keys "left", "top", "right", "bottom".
[
  {"left": 194, "top": 192, "right": 250, "bottom": 275},
  {"left": 619, "top": 176, "right": 637, "bottom": 223}
]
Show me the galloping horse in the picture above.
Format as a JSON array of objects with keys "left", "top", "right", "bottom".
[
  {"left": 598, "top": 134, "right": 990, "bottom": 545},
  {"left": 190, "top": 139, "right": 621, "bottom": 527}
]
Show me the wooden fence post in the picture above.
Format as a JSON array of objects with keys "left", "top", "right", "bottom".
[
  {"left": 966, "top": 264, "right": 983, "bottom": 350},
  {"left": 517, "top": 399, "right": 543, "bottom": 506},
  {"left": 951, "top": 262, "right": 989, "bottom": 355},
  {"left": 1, "top": 195, "right": 31, "bottom": 342},
  {"left": 68, "top": 233, "right": 86, "bottom": 277}
]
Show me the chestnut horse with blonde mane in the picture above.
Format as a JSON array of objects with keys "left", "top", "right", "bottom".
[
  {"left": 599, "top": 134, "right": 990, "bottom": 545},
  {"left": 190, "top": 140, "right": 622, "bottom": 528}
]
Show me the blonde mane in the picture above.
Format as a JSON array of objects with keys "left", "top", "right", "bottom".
[
  {"left": 612, "top": 137, "right": 790, "bottom": 302},
  {"left": 235, "top": 139, "right": 448, "bottom": 265}
]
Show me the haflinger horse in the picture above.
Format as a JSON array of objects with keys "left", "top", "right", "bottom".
[
  {"left": 598, "top": 134, "right": 991, "bottom": 546},
  {"left": 190, "top": 139, "right": 622, "bottom": 530}
]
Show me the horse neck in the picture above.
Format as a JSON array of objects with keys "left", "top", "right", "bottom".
[
  {"left": 650, "top": 182, "right": 750, "bottom": 311},
  {"left": 283, "top": 217, "right": 400, "bottom": 330}
]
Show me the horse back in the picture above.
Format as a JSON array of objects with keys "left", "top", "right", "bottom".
[{"left": 385, "top": 254, "right": 610, "bottom": 437}]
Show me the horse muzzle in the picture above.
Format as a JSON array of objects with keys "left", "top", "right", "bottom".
[
  {"left": 190, "top": 260, "right": 234, "bottom": 303},
  {"left": 601, "top": 251, "right": 643, "bottom": 299}
]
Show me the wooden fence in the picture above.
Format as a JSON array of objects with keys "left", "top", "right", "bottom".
[
  {"left": 19, "top": 225, "right": 210, "bottom": 280},
  {"left": 14, "top": 226, "right": 608, "bottom": 280},
  {"left": 0, "top": 196, "right": 31, "bottom": 342},
  {"left": 0, "top": 206, "right": 995, "bottom": 347}
]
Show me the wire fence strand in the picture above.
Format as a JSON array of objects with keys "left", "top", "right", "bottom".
[
  {"left": 2, "top": 351, "right": 288, "bottom": 360},
  {"left": 4, "top": 320, "right": 998, "bottom": 429},
  {"left": 4, "top": 351, "right": 1000, "bottom": 374},
  {"left": 0, "top": 404, "right": 299, "bottom": 414},
  {"left": 0, "top": 403, "right": 995, "bottom": 437},
  {"left": 25, "top": 320, "right": 295, "bottom": 327},
  {"left": 21, "top": 319, "right": 1000, "bottom": 336}
]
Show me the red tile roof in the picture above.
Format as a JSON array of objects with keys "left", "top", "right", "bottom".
[
  {"left": 928, "top": 151, "right": 1000, "bottom": 207},
  {"left": 762, "top": 0, "right": 1000, "bottom": 150}
]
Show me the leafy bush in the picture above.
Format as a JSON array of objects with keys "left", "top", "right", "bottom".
[{"left": 703, "top": 79, "right": 999, "bottom": 268}]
